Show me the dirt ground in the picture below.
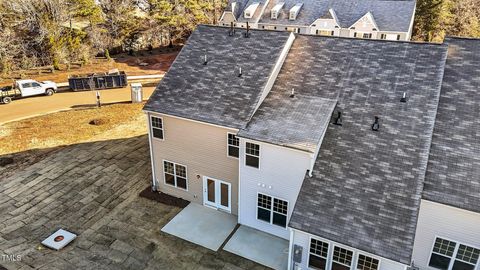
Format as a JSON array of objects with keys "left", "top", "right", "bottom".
[
  {"left": 0, "top": 49, "right": 179, "bottom": 87},
  {"left": 0, "top": 102, "right": 148, "bottom": 156}
]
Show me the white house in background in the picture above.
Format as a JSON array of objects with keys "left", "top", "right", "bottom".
[
  {"left": 218, "top": 0, "right": 417, "bottom": 40},
  {"left": 143, "top": 25, "right": 480, "bottom": 270}
]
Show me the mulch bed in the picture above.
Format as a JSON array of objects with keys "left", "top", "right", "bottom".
[{"left": 139, "top": 186, "right": 189, "bottom": 208}]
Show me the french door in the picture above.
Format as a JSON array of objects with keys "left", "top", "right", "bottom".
[{"left": 203, "top": 177, "right": 231, "bottom": 213}]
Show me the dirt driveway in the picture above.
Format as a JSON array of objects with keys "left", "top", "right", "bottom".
[
  {"left": 0, "top": 86, "right": 156, "bottom": 124},
  {"left": 0, "top": 135, "right": 267, "bottom": 270}
]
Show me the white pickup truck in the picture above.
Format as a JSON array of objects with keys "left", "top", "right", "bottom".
[{"left": 0, "top": 79, "right": 58, "bottom": 104}]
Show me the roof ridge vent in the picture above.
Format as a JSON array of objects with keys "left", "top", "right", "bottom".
[
  {"left": 290, "top": 88, "right": 295, "bottom": 98},
  {"left": 371, "top": 116, "right": 380, "bottom": 131},
  {"left": 333, "top": 111, "right": 343, "bottom": 126},
  {"left": 400, "top": 92, "right": 408, "bottom": 103}
]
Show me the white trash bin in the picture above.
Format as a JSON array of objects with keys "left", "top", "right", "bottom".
[{"left": 131, "top": 83, "right": 143, "bottom": 103}]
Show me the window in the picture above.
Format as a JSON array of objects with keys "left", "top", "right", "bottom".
[
  {"left": 332, "top": 246, "right": 353, "bottom": 270},
  {"left": 356, "top": 254, "right": 379, "bottom": 270},
  {"left": 429, "top": 237, "right": 480, "bottom": 270},
  {"left": 309, "top": 239, "right": 329, "bottom": 269},
  {"left": 163, "top": 161, "right": 187, "bottom": 190},
  {"left": 256, "top": 193, "right": 288, "bottom": 228},
  {"left": 363, "top": 33, "right": 372, "bottom": 39},
  {"left": 245, "top": 142, "right": 260, "bottom": 168},
  {"left": 227, "top": 133, "right": 239, "bottom": 158},
  {"left": 21, "top": 83, "right": 32, "bottom": 88},
  {"left": 151, "top": 116, "right": 164, "bottom": 139},
  {"left": 317, "top": 30, "right": 334, "bottom": 36}
]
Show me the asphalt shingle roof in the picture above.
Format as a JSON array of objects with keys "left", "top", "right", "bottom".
[
  {"left": 286, "top": 35, "right": 448, "bottom": 264},
  {"left": 423, "top": 37, "right": 480, "bottom": 214},
  {"left": 143, "top": 25, "right": 292, "bottom": 129},
  {"left": 256, "top": 0, "right": 416, "bottom": 32},
  {"left": 238, "top": 93, "right": 337, "bottom": 153}
]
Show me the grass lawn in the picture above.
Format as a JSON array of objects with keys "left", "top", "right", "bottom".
[{"left": 0, "top": 102, "right": 147, "bottom": 156}]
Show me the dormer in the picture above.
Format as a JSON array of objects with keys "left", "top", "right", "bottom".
[
  {"left": 349, "top": 12, "right": 379, "bottom": 32},
  {"left": 289, "top": 3, "right": 303, "bottom": 20},
  {"left": 271, "top": 2, "right": 285, "bottom": 19},
  {"left": 244, "top": 2, "right": 260, "bottom": 19}
]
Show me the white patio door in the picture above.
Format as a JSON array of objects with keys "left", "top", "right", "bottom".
[{"left": 203, "top": 177, "right": 231, "bottom": 213}]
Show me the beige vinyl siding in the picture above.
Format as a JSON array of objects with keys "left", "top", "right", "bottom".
[{"left": 149, "top": 112, "right": 240, "bottom": 215}]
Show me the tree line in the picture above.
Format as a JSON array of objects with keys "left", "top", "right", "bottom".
[
  {"left": 413, "top": 0, "right": 480, "bottom": 42},
  {"left": 0, "top": 0, "right": 479, "bottom": 76},
  {"left": 0, "top": 0, "right": 224, "bottom": 75}
]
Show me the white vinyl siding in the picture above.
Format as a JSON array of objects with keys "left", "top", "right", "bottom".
[
  {"left": 412, "top": 200, "right": 480, "bottom": 270},
  {"left": 239, "top": 139, "right": 311, "bottom": 239},
  {"left": 291, "top": 229, "right": 407, "bottom": 270}
]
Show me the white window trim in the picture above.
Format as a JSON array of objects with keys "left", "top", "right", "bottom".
[
  {"left": 245, "top": 141, "right": 261, "bottom": 169},
  {"left": 427, "top": 235, "right": 480, "bottom": 270},
  {"left": 255, "top": 192, "right": 288, "bottom": 229},
  {"left": 162, "top": 159, "right": 188, "bottom": 191},
  {"left": 306, "top": 235, "right": 383, "bottom": 270},
  {"left": 227, "top": 132, "right": 240, "bottom": 159},
  {"left": 150, "top": 116, "right": 164, "bottom": 141}
]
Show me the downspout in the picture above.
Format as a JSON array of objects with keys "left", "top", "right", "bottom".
[
  {"left": 287, "top": 229, "right": 294, "bottom": 270},
  {"left": 146, "top": 112, "right": 158, "bottom": 191}
]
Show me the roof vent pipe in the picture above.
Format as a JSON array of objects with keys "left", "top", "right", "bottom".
[
  {"left": 244, "top": 22, "right": 250, "bottom": 38},
  {"left": 290, "top": 88, "right": 295, "bottom": 98},
  {"left": 238, "top": 67, "right": 242, "bottom": 77},
  {"left": 203, "top": 54, "right": 208, "bottom": 65},
  {"left": 229, "top": 22, "right": 235, "bottom": 36},
  {"left": 400, "top": 92, "right": 407, "bottom": 103},
  {"left": 371, "top": 116, "right": 380, "bottom": 131},
  {"left": 333, "top": 111, "right": 343, "bottom": 126}
]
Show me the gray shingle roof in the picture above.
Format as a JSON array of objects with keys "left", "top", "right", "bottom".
[
  {"left": 238, "top": 93, "right": 337, "bottom": 153},
  {"left": 143, "top": 25, "right": 292, "bottom": 129},
  {"left": 257, "top": 0, "right": 416, "bottom": 32},
  {"left": 423, "top": 37, "right": 480, "bottom": 214},
  {"left": 287, "top": 35, "right": 448, "bottom": 264}
]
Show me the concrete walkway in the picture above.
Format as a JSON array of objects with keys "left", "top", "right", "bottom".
[
  {"left": 162, "top": 203, "right": 237, "bottom": 251},
  {"left": 224, "top": 226, "right": 289, "bottom": 270}
]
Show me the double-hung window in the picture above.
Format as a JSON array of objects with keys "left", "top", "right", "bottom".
[
  {"left": 163, "top": 161, "right": 187, "bottom": 190},
  {"left": 151, "top": 116, "right": 164, "bottom": 139},
  {"left": 429, "top": 237, "right": 479, "bottom": 270},
  {"left": 356, "top": 254, "right": 379, "bottom": 270},
  {"left": 227, "top": 133, "right": 239, "bottom": 158},
  {"left": 256, "top": 193, "right": 288, "bottom": 228},
  {"left": 245, "top": 142, "right": 260, "bottom": 168},
  {"left": 332, "top": 246, "right": 354, "bottom": 270},
  {"left": 309, "top": 239, "right": 329, "bottom": 269}
]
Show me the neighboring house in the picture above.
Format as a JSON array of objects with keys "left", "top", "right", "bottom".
[
  {"left": 144, "top": 25, "right": 480, "bottom": 270},
  {"left": 218, "top": 0, "right": 416, "bottom": 41}
]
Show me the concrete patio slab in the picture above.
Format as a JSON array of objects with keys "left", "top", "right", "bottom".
[
  {"left": 161, "top": 203, "right": 237, "bottom": 251},
  {"left": 224, "top": 225, "right": 289, "bottom": 270}
]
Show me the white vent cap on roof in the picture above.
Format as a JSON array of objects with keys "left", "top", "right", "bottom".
[
  {"left": 289, "top": 3, "right": 303, "bottom": 20},
  {"left": 271, "top": 2, "right": 285, "bottom": 19},
  {"left": 244, "top": 2, "right": 260, "bottom": 19}
]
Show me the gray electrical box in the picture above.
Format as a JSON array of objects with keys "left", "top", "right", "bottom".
[{"left": 293, "top": 244, "right": 303, "bottom": 263}]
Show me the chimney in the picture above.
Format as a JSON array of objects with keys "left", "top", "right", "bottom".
[
  {"left": 333, "top": 111, "right": 343, "bottom": 126},
  {"left": 371, "top": 116, "right": 380, "bottom": 131},
  {"left": 244, "top": 22, "right": 250, "bottom": 38}
]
